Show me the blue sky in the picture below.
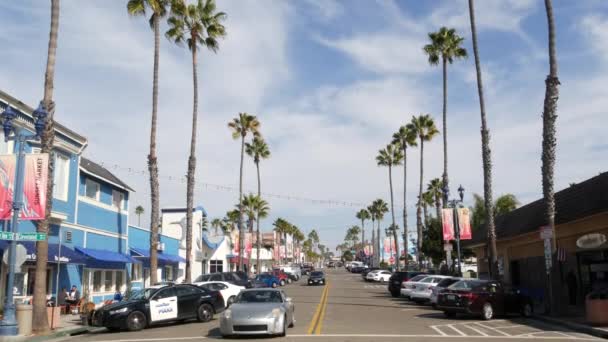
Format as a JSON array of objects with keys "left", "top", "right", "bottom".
[{"left": 1, "top": 0, "right": 607, "bottom": 251}]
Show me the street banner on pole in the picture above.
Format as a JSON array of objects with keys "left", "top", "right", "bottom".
[
  {"left": 442, "top": 209, "right": 454, "bottom": 241},
  {"left": 0, "top": 153, "right": 48, "bottom": 220},
  {"left": 244, "top": 233, "right": 253, "bottom": 259},
  {"left": 457, "top": 207, "right": 472, "bottom": 240}
]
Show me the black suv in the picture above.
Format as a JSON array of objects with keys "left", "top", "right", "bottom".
[
  {"left": 194, "top": 271, "right": 252, "bottom": 288},
  {"left": 388, "top": 271, "right": 426, "bottom": 297}
]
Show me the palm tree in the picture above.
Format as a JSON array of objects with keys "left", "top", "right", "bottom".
[
  {"left": 427, "top": 178, "right": 444, "bottom": 221},
  {"left": 470, "top": 193, "right": 519, "bottom": 231},
  {"left": 245, "top": 136, "right": 270, "bottom": 272},
  {"left": 421, "top": 191, "right": 435, "bottom": 227},
  {"left": 355, "top": 209, "right": 370, "bottom": 253},
  {"left": 135, "top": 205, "right": 145, "bottom": 226},
  {"left": 229, "top": 113, "right": 261, "bottom": 272},
  {"left": 392, "top": 125, "right": 417, "bottom": 264},
  {"left": 376, "top": 144, "right": 403, "bottom": 270},
  {"left": 367, "top": 204, "right": 376, "bottom": 265},
  {"left": 241, "top": 194, "right": 269, "bottom": 272},
  {"left": 407, "top": 114, "right": 439, "bottom": 265},
  {"left": 423, "top": 27, "right": 467, "bottom": 207},
  {"left": 127, "top": 0, "right": 170, "bottom": 288},
  {"left": 371, "top": 199, "right": 388, "bottom": 265},
  {"left": 211, "top": 217, "right": 222, "bottom": 234},
  {"left": 166, "top": 0, "right": 226, "bottom": 283},
  {"left": 467, "top": 0, "right": 498, "bottom": 278},
  {"left": 34, "top": 0, "right": 61, "bottom": 333},
  {"left": 292, "top": 229, "right": 305, "bottom": 265},
  {"left": 273, "top": 218, "right": 289, "bottom": 264}
]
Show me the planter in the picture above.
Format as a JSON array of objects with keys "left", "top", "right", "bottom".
[
  {"left": 47, "top": 306, "right": 61, "bottom": 329},
  {"left": 586, "top": 291, "right": 608, "bottom": 326}
]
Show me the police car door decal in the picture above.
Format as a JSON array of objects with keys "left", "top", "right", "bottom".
[{"left": 150, "top": 296, "right": 178, "bottom": 322}]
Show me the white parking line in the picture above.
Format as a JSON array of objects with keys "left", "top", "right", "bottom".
[
  {"left": 447, "top": 324, "right": 466, "bottom": 336},
  {"left": 475, "top": 322, "right": 512, "bottom": 336},
  {"left": 431, "top": 325, "right": 448, "bottom": 336},
  {"left": 464, "top": 324, "right": 490, "bottom": 337}
]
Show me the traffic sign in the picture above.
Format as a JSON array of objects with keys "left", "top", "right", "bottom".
[
  {"left": 0, "top": 232, "right": 14, "bottom": 240},
  {"left": 540, "top": 226, "right": 553, "bottom": 240},
  {"left": 15, "top": 232, "right": 46, "bottom": 241},
  {"left": 3, "top": 244, "right": 28, "bottom": 267}
]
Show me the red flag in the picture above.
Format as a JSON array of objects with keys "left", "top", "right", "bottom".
[
  {"left": 442, "top": 209, "right": 454, "bottom": 241},
  {"left": 458, "top": 207, "right": 472, "bottom": 240}
]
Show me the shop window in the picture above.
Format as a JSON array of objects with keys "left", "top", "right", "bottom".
[
  {"left": 115, "top": 271, "right": 123, "bottom": 291},
  {"left": 132, "top": 263, "right": 142, "bottom": 281},
  {"left": 104, "top": 271, "right": 113, "bottom": 292},
  {"left": 93, "top": 270, "right": 102, "bottom": 292},
  {"left": 210, "top": 260, "right": 223, "bottom": 273}
]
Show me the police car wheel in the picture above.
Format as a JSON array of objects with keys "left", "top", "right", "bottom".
[
  {"left": 197, "top": 304, "right": 214, "bottom": 322},
  {"left": 126, "top": 311, "right": 147, "bottom": 331}
]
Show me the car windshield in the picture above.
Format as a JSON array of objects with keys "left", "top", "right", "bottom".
[
  {"left": 128, "top": 288, "right": 156, "bottom": 301},
  {"left": 408, "top": 275, "right": 427, "bottom": 282},
  {"left": 310, "top": 272, "right": 323, "bottom": 277},
  {"left": 449, "top": 280, "right": 485, "bottom": 290},
  {"left": 236, "top": 291, "right": 283, "bottom": 303},
  {"left": 437, "top": 278, "right": 459, "bottom": 287}
]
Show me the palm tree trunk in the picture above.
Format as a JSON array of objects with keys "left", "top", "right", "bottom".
[
  {"left": 360, "top": 218, "right": 365, "bottom": 255},
  {"left": 255, "top": 161, "right": 261, "bottom": 274},
  {"left": 468, "top": 0, "right": 498, "bottom": 278},
  {"left": 402, "top": 145, "right": 409, "bottom": 266},
  {"left": 423, "top": 202, "right": 429, "bottom": 228},
  {"left": 542, "top": 0, "right": 559, "bottom": 315},
  {"left": 377, "top": 220, "right": 381, "bottom": 264},
  {"left": 441, "top": 56, "right": 449, "bottom": 209},
  {"left": 417, "top": 139, "right": 424, "bottom": 266},
  {"left": 33, "top": 0, "right": 59, "bottom": 333},
  {"left": 185, "top": 46, "right": 199, "bottom": 284},
  {"left": 388, "top": 166, "right": 400, "bottom": 270},
  {"left": 371, "top": 224, "right": 375, "bottom": 266},
  {"left": 148, "top": 12, "right": 161, "bottom": 287},
  {"left": 435, "top": 196, "right": 442, "bottom": 223},
  {"left": 238, "top": 135, "right": 245, "bottom": 273}
]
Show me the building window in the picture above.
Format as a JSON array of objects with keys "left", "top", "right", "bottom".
[
  {"left": 104, "top": 271, "right": 113, "bottom": 292},
  {"left": 112, "top": 190, "right": 124, "bottom": 210},
  {"left": 115, "top": 271, "right": 123, "bottom": 291},
  {"left": 53, "top": 154, "right": 70, "bottom": 201},
  {"left": 164, "top": 266, "right": 174, "bottom": 282},
  {"left": 85, "top": 178, "right": 100, "bottom": 200},
  {"left": 210, "top": 260, "right": 223, "bottom": 273},
  {"left": 0, "top": 132, "right": 12, "bottom": 154},
  {"left": 92, "top": 270, "right": 102, "bottom": 292},
  {"left": 65, "top": 230, "right": 72, "bottom": 243},
  {"left": 132, "top": 263, "right": 142, "bottom": 282}
]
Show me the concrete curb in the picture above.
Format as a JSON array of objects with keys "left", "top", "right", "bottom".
[
  {"left": 6, "top": 326, "right": 99, "bottom": 342},
  {"left": 532, "top": 315, "right": 608, "bottom": 340}
]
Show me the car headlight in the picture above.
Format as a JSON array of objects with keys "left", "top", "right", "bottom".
[
  {"left": 271, "top": 308, "right": 282, "bottom": 318},
  {"left": 224, "top": 309, "right": 231, "bottom": 319},
  {"left": 109, "top": 307, "right": 128, "bottom": 315}
]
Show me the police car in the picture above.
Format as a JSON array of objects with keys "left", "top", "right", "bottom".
[{"left": 92, "top": 284, "right": 225, "bottom": 331}]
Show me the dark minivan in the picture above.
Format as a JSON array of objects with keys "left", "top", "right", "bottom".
[
  {"left": 388, "top": 271, "right": 426, "bottom": 297},
  {"left": 194, "top": 272, "right": 252, "bottom": 288}
]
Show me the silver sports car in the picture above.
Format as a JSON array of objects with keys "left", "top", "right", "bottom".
[{"left": 219, "top": 288, "right": 295, "bottom": 337}]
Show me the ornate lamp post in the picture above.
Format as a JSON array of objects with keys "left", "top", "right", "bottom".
[
  {"left": 0, "top": 103, "right": 47, "bottom": 336},
  {"left": 442, "top": 184, "right": 465, "bottom": 277}
]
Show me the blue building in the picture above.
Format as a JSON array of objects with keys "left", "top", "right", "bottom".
[{"left": 0, "top": 90, "right": 139, "bottom": 304}]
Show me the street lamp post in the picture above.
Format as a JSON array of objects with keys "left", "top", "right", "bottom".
[
  {"left": 0, "top": 103, "right": 47, "bottom": 336},
  {"left": 443, "top": 184, "right": 465, "bottom": 277}
]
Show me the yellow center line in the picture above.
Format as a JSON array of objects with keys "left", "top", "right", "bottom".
[
  {"left": 306, "top": 282, "right": 330, "bottom": 335},
  {"left": 313, "top": 282, "right": 330, "bottom": 335}
]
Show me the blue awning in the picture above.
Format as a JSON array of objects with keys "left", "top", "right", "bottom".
[
  {"left": 130, "top": 247, "right": 185, "bottom": 265},
  {"left": 0, "top": 241, "right": 87, "bottom": 264},
  {"left": 75, "top": 247, "right": 140, "bottom": 269}
]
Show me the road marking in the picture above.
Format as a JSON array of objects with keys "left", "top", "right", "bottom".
[
  {"left": 447, "top": 324, "right": 466, "bottom": 336},
  {"left": 464, "top": 324, "right": 490, "bottom": 337},
  {"left": 475, "top": 322, "right": 511, "bottom": 336},
  {"left": 307, "top": 282, "right": 330, "bottom": 335},
  {"left": 314, "top": 283, "right": 330, "bottom": 335},
  {"left": 431, "top": 325, "right": 448, "bottom": 336}
]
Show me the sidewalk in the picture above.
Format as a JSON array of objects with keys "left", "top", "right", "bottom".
[
  {"left": 19, "top": 314, "right": 99, "bottom": 342},
  {"left": 533, "top": 314, "right": 608, "bottom": 339}
]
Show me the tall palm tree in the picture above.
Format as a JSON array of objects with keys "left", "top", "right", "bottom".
[
  {"left": 355, "top": 209, "right": 370, "bottom": 253},
  {"left": 392, "top": 125, "right": 417, "bottom": 264},
  {"left": 211, "top": 217, "right": 222, "bottom": 234},
  {"left": 427, "top": 178, "right": 444, "bottom": 221},
  {"left": 245, "top": 136, "right": 270, "bottom": 272},
  {"left": 229, "top": 113, "right": 260, "bottom": 272},
  {"left": 376, "top": 144, "right": 403, "bottom": 270},
  {"left": 421, "top": 191, "right": 435, "bottom": 227},
  {"left": 127, "top": 0, "right": 170, "bottom": 287},
  {"left": 371, "top": 199, "right": 388, "bottom": 265},
  {"left": 273, "top": 218, "right": 289, "bottom": 264},
  {"left": 34, "top": 0, "right": 61, "bottom": 333},
  {"left": 135, "top": 205, "right": 145, "bottom": 226},
  {"left": 467, "top": 0, "right": 497, "bottom": 278},
  {"left": 292, "top": 229, "right": 305, "bottom": 264},
  {"left": 407, "top": 114, "right": 439, "bottom": 265},
  {"left": 367, "top": 204, "right": 376, "bottom": 265},
  {"left": 240, "top": 194, "right": 269, "bottom": 272},
  {"left": 166, "top": 0, "right": 226, "bottom": 283},
  {"left": 423, "top": 27, "right": 467, "bottom": 207}
]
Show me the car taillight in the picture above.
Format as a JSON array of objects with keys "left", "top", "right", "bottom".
[{"left": 461, "top": 292, "right": 478, "bottom": 301}]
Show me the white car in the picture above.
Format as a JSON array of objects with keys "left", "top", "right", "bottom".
[
  {"left": 366, "top": 270, "right": 392, "bottom": 282},
  {"left": 400, "top": 274, "right": 431, "bottom": 298},
  {"left": 194, "top": 281, "right": 244, "bottom": 307},
  {"left": 409, "top": 276, "right": 451, "bottom": 303}
]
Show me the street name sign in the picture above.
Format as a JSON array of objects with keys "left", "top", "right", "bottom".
[
  {"left": 0, "top": 232, "right": 14, "bottom": 240},
  {"left": 15, "top": 232, "right": 46, "bottom": 241}
]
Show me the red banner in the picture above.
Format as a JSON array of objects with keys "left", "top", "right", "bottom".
[
  {"left": 0, "top": 154, "right": 48, "bottom": 220},
  {"left": 442, "top": 209, "right": 454, "bottom": 241},
  {"left": 458, "top": 208, "right": 472, "bottom": 240},
  {"left": 244, "top": 232, "right": 253, "bottom": 258}
]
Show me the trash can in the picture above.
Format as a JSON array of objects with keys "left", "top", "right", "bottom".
[{"left": 16, "top": 304, "right": 32, "bottom": 336}]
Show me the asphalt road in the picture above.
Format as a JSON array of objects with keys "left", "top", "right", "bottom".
[{"left": 57, "top": 269, "right": 601, "bottom": 342}]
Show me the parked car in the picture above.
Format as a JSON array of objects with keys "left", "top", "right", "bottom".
[
  {"left": 252, "top": 273, "right": 280, "bottom": 288},
  {"left": 272, "top": 269, "right": 290, "bottom": 286},
  {"left": 279, "top": 265, "right": 301, "bottom": 280},
  {"left": 350, "top": 266, "right": 367, "bottom": 273},
  {"left": 408, "top": 275, "right": 451, "bottom": 303},
  {"left": 219, "top": 288, "right": 295, "bottom": 337},
  {"left": 194, "top": 281, "right": 245, "bottom": 307},
  {"left": 388, "top": 272, "right": 426, "bottom": 297},
  {"left": 430, "top": 277, "right": 462, "bottom": 308},
  {"left": 361, "top": 267, "right": 380, "bottom": 279},
  {"left": 366, "top": 270, "right": 392, "bottom": 283},
  {"left": 91, "top": 284, "right": 224, "bottom": 332},
  {"left": 301, "top": 264, "right": 314, "bottom": 275},
  {"left": 400, "top": 274, "right": 430, "bottom": 298},
  {"left": 194, "top": 272, "right": 252, "bottom": 288},
  {"left": 437, "top": 280, "right": 533, "bottom": 320},
  {"left": 308, "top": 271, "right": 326, "bottom": 286}
]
